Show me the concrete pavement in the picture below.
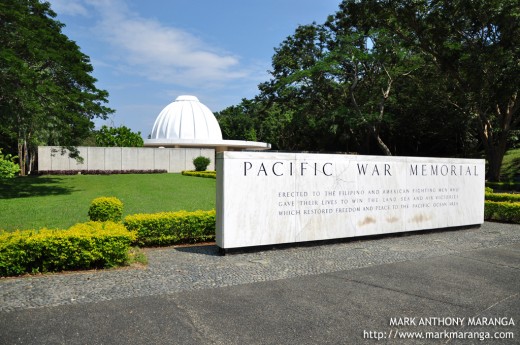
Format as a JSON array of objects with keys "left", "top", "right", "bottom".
[{"left": 0, "top": 223, "right": 519, "bottom": 344}]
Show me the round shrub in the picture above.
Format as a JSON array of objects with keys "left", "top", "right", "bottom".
[
  {"left": 193, "top": 156, "right": 211, "bottom": 171},
  {"left": 88, "top": 197, "right": 123, "bottom": 222}
]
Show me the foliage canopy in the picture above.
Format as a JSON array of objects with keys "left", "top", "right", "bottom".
[
  {"left": 0, "top": 0, "right": 113, "bottom": 174},
  {"left": 95, "top": 125, "right": 144, "bottom": 147},
  {"left": 216, "top": 0, "right": 519, "bottom": 181}
]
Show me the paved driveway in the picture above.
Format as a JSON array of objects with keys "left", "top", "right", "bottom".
[{"left": 1, "top": 223, "right": 519, "bottom": 344}]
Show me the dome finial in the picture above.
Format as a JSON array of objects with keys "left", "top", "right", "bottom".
[
  {"left": 150, "top": 95, "right": 223, "bottom": 140},
  {"left": 176, "top": 95, "right": 199, "bottom": 102}
]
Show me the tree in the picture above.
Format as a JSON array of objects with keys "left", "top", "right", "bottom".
[
  {"left": 215, "top": 101, "right": 259, "bottom": 142},
  {"left": 95, "top": 125, "right": 144, "bottom": 147},
  {"left": 0, "top": 1, "right": 113, "bottom": 175},
  {"left": 356, "top": 0, "right": 520, "bottom": 180},
  {"left": 216, "top": 0, "right": 517, "bottom": 171},
  {"left": 258, "top": 24, "right": 348, "bottom": 152},
  {"left": 258, "top": 21, "right": 421, "bottom": 155},
  {"left": 323, "top": 23, "right": 424, "bottom": 155}
]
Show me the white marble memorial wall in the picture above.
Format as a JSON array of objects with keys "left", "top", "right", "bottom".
[{"left": 216, "top": 152, "right": 485, "bottom": 249}]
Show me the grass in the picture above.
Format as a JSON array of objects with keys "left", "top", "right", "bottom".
[
  {"left": 127, "top": 247, "right": 148, "bottom": 266},
  {"left": 501, "top": 148, "right": 520, "bottom": 181},
  {"left": 0, "top": 173, "right": 216, "bottom": 231}
]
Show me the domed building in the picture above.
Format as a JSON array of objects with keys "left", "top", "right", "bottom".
[
  {"left": 144, "top": 95, "right": 270, "bottom": 151},
  {"left": 38, "top": 95, "right": 269, "bottom": 174}
]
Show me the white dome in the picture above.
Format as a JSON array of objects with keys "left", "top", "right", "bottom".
[{"left": 150, "top": 95, "right": 223, "bottom": 140}]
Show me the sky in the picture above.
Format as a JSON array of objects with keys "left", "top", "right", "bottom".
[{"left": 46, "top": 0, "right": 342, "bottom": 138}]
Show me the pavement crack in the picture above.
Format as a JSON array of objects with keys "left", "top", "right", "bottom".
[
  {"left": 471, "top": 292, "right": 519, "bottom": 318},
  {"left": 329, "top": 273, "right": 468, "bottom": 309},
  {"left": 450, "top": 254, "right": 520, "bottom": 270},
  {"left": 168, "top": 297, "right": 219, "bottom": 345},
  {"left": 443, "top": 292, "right": 519, "bottom": 344}
]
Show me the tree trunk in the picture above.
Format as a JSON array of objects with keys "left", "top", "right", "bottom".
[
  {"left": 374, "top": 132, "right": 392, "bottom": 156},
  {"left": 17, "top": 138, "right": 33, "bottom": 176},
  {"left": 484, "top": 135, "right": 508, "bottom": 182},
  {"left": 486, "top": 151, "right": 502, "bottom": 182},
  {"left": 23, "top": 139, "right": 29, "bottom": 175},
  {"left": 477, "top": 94, "right": 518, "bottom": 182},
  {"left": 27, "top": 146, "right": 35, "bottom": 175},
  {"left": 370, "top": 126, "right": 392, "bottom": 156},
  {"left": 17, "top": 140, "right": 26, "bottom": 176}
]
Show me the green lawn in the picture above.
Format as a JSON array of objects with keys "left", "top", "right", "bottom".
[
  {"left": 0, "top": 174, "right": 216, "bottom": 231},
  {"left": 501, "top": 148, "right": 520, "bottom": 181}
]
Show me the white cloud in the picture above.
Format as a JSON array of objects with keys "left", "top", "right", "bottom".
[
  {"left": 48, "top": 0, "right": 89, "bottom": 16},
  {"left": 79, "top": 0, "right": 250, "bottom": 87}
]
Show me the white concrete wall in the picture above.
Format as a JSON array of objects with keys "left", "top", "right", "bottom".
[
  {"left": 38, "top": 146, "right": 215, "bottom": 173},
  {"left": 121, "top": 148, "right": 139, "bottom": 170}
]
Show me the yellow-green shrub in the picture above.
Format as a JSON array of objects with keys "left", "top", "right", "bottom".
[
  {"left": 0, "top": 222, "right": 135, "bottom": 277},
  {"left": 88, "top": 196, "right": 123, "bottom": 222},
  {"left": 181, "top": 170, "right": 216, "bottom": 179},
  {"left": 485, "top": 192, "right": 520, "bottom": 203},
  {"left": 124, "top": 210, "right": 215, "bottom": 246},
  {"left": 484, "top": 201, "right": 520, "bottom": 223}
]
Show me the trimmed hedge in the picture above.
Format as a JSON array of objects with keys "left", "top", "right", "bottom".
[
  {"left": 181, "top": 170, "right": 216, "bottom": 179},
  {"left": 0, "top": 222, "right": 136, "bottom": 277},
  {"left": 124, "top": 210, "right": 216, "bottom": 246},
  {"left": 485, "top": 192, "right": 520, "bottom": 203},
  {"left": 88, "top": 197, "right": 124, "bottom": 222},
  {"left": 37, "top": 169, "right": 167, "bottom": 175},
  {"left": 484, "top": 201, "right": 520, "bottom": 223}
]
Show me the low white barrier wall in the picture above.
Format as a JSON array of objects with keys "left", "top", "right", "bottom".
[
  {"left": 38, "top": 146, "right": 215, "bottom": 173},
  {"left": 216, "top": 152, "right": 485, "bottom": 249}
]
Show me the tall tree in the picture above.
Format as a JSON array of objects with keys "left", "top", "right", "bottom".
[
  {"left": 354, "top": 0, "right": 520, "bottom": 180},
  {"left": 259, "top": 21, "right": 422, "bottom": 155},
  {"left": 258, "top": 24, "right": 349, "bottom": 152},
  {"left": 0, "top": 0, "right": 113, "bottom": 175},
  {"left": 323, "top": 21, "right": 424, "bottom": 155}
]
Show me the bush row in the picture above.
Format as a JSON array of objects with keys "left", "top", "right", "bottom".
[
  {"left": 0, "top": 222, "right": 135, "bottom": 277},
  {"left": 485, "top": 192, "right": 520, "bottom": 203},
  {"left": 37, "top": 169, "right": 167, "bottom": 175},
  {"left": 181, "top": 170, "right": 216, "bottom": 179},
  {"left": 124, "top": 210, "right": 216, "bottom": 246},
  {"left": 484, "top": 201, "right": 520, "bottom": 223},
  {"left": 486, "top": 181, "right": 520, "bottom": 192}
]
